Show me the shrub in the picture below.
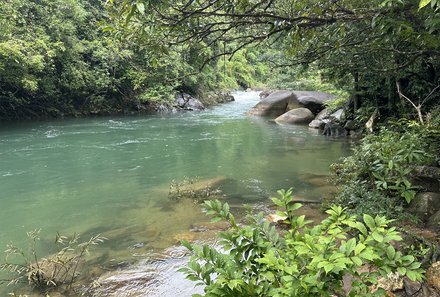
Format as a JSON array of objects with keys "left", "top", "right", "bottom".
[
  {"left": 0, "top": 230, "right": 105, "bottom": 294},
  {"left": 332, "top": 127, "right": 435, "bottom": 204},
  {"left": 329, "top": 181, "right": 410, "bottom": 221},
  {"left": 180, "top": 189, "right": 424, "bottom": 297}
]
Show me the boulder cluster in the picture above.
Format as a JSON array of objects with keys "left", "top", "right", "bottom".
[{"left": 248, "top": 90, "right": 357, "bottom": 137}]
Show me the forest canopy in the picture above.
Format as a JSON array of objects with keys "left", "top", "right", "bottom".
[
  {"left": 108, "top": 0, "right": 440, "bottom": 117},
  {"left": 0, "top": 0, "right": 439, "bottom": 120}
]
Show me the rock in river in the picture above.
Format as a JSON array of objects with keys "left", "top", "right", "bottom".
[
  {"left": 274, "top": 108, "right": 314, "bottom": 125},
  {"left": 248, "top": 90, "right": 336, "bottom": 117},
  {"left": 248, "top": 90, "right": 298, "bottom": 117}
]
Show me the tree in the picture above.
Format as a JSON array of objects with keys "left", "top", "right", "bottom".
[{"left": 110, "top": 0, "right": 440, "bottom": 117}]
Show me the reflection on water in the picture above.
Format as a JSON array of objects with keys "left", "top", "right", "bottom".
[{"left": 0, "top": 91, "right": 351, "bottom": 295}]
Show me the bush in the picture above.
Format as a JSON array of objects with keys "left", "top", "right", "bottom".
[
  {"left": 0, "top": 230, "right": 105, "bottom": 294},
  {"left": 332, "top": 127, "right": 435, "bottom": 205},
  {"left": 329, "top": 181, "right": 409, "bottom": 221},
  {"left": 180, "top": 189, "right": 424, "bottom": 297}
]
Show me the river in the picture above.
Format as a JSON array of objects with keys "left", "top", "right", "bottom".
[{"left": 0, "top": 91, "right": 351, "bottom": 296}]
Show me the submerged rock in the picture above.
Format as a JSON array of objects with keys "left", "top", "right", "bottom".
[
  {"left": 88, "top": 246, "right": 205, "bottom": 297},
  {"left": 169, "top": 176, "right": 229, "bottom": 201}
]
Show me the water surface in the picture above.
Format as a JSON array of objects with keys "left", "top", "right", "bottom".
[{"left": 0, "top": 91, "right": 350, "bottom": 295}]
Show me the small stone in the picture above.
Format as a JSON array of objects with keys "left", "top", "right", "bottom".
[
  {"left": 377, "top": 272, "right": 404, "bottom": 291},
  {"left": 267, "top": 213, "right": 288, "bottom": 223},
  {"left": 344, "top": 120, "right": 356, "bottom": 130},
  {"left": 403, "top": 276, "right": 422, "bottom": 296},
  {"left": 426, "top": 261, "right": 440, "bottom": 291},
  {"left": 309, "top": 119, "right": 325, "bottom": 129}
]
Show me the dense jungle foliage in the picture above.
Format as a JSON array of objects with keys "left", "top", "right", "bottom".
[
  {"left": 0, "top": 0, "right": 268, "bottom": 120},
  {"left": 109, "top": 0, "right": 440, "bottom": 118},
  {"left": 2, "top": 0, "right": 439, "bottom": 121}
]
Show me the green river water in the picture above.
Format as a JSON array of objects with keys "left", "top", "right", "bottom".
[{"left": 0, "top": 91, "right": 351, "bottom": 296}]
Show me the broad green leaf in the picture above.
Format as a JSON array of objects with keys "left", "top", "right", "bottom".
[
  {"left": 345, "top": 238, "right": 356, "bottom": 255},
  {"left": 136, "top": 2, "right": 145, "bottom": 14},
  {"left": 386, "top": 246, "right": 395, "bottom": 260},
  {"left": 371, "top": 232, "right": 384, "bottom": 243},
  {"left": 406, "top": 270, "right": 419, "bottom": 281},
  {"left": 271, "top": 197, "right": 284, "bottom": 207},
  {"left": 351, "top": 256, "right": 363, "bottom": 266},
  {"left": 360, "top": 249, "right": 377, "bottom": 261},
  {"left": 355, "top": 222, "right": 368, "bottom": 236},
  {"left": 323, "top": 263, "right": 334, "bottom": 273},
  {"left": 419, "top": 0, "right": 431, "bottom": 8},
  {"left": 397, "top": 267, "right": 406, "bottom": 275},
  {"left": 363, "top": 214, "right": 376, "bottom": 230},
  {"left": 288, "top": 203, "right": 302, "bottom": 212},
  {"left": 354, "top": 243, "right": 366, "bottom": 255}
]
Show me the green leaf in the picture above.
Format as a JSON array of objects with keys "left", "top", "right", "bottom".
[
  {"left": 363, "top": 214, "right": 376, "bottom": 230},
  {"left": 371, "top": 232, "right": 384, "bottom": 243},
  {"left": 289, "top": 203, "right": 302, "bottom": 211},
  {"left": 386, "top": 246, "right": 395, "bottom": 260},
  {"left": 181, "top": 240, "right": 193, "bottom": 251},
  {"left": 271, "top": 197, "right": 284, "bottom": 207},
  {"left": 136, "top": 2, "right": 145, "bottom": 14},
  {"left": 345, "top": 238, "right": 356, "bottom": 255},
  {"left": 406, "top": 270, "right": 419, "bottom": 282},
  {"left": 351, "top": 256, "right": 363, "bottom": 266},
  {"left": 323, "top": 263, "right": 334, "bottom": 273},
  {"left": 388, "top": 160, "right": 393, "bottom": 169},
  {"left": 210, "top": 217, "right": 222, "bottom": 223},
  {"left": 355, "top": 222, "right": 368, "bottom": 236},
  {"left": 419, "top": 0, "right": 431, "bottom": 8},
  {"left": 397, "top": 267, "right": 406, "bottom": 275},
  {"left": 354, "top": 243, "right": 366, "bottom": 255},
  {"left": 360, "top": 249, "right": 376, "bottom": 261}
]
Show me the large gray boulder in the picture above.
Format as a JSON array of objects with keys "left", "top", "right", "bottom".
[
  {"left": 410, "top": 166, "right": 440, "bottom": 192},
  {"left": 274, "top": 108, "right": 314, "bottom": 125},
  {"left": 175, "top": 93, "right": 205, "bottom": 111},
  {"left": 408, "top": 192, "right": 440, "bottom": 222},
  {"left": 293, "top": 91, "right": 336, "bottom": 114},
  {"left": 309, "top": 119, "right": 326, "bottom": 129},
  {"left": 248, "top": 90, "right": 298, "bottom": 116},
  {"left": 428, "top": 209, "right": 440, "bottom": 228},
  {"left": 330, "top": 108, "right": 345, "bottom": 122},
  {"left": 248, "top": 90, "right": 336, "bottom": 117},
  {"left": 315, "top": 108, "right": 331, "bottom": 120}
]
